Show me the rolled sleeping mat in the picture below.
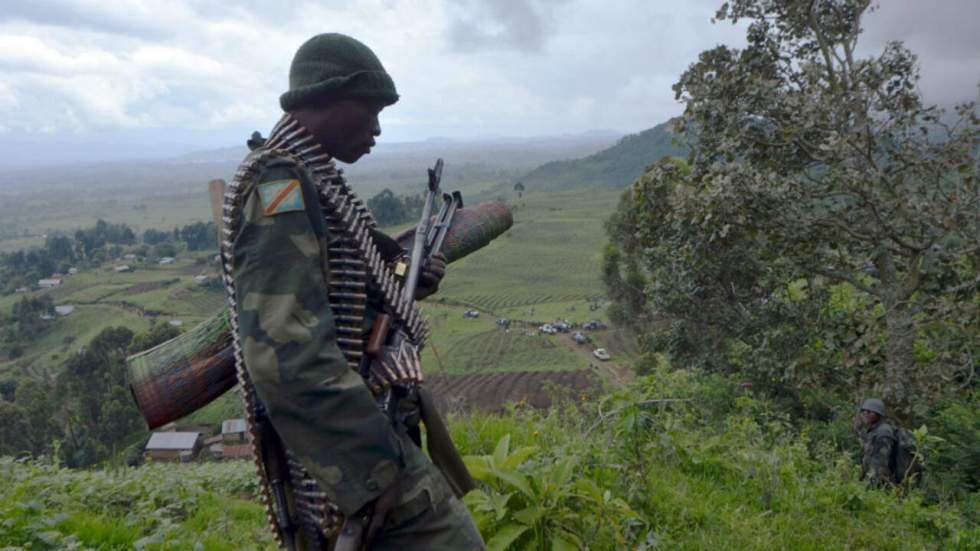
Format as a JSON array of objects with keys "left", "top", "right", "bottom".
[
  {"left": 392, "top": 201, "right": 514, "bottom": 263},
  {"left": 127, "top": 201, "right": 513, "bottom": 429}
]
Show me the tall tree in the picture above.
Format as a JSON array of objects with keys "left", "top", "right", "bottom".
[
  {"left": 621, "top": 0, "right": 978, "bottom": 409},
  {"left": 58, "top": 326, "right": 140, "bottom": 467},
  {"left": 367, "top": 188, "right": 409, "bottom": 226}
]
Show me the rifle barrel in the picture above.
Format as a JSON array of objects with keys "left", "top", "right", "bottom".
[{"left": 403, "top": 159, "right": 443, "bottom": 303}]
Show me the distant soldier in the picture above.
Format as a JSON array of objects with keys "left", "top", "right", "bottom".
[
  {"left": 223, "top": 33, "right": 484, "bottom": 550},
  {"left": 856, "top": 398, "right": 897, "bottom": 487}
]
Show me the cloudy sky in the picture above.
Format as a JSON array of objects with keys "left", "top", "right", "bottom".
[{"left": 0, "top": 0, "right": 977, "bottom": 165}]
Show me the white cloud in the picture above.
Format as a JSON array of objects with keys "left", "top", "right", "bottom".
[{"left": 0, "top": 0, "right": 975, "bottom": 145}]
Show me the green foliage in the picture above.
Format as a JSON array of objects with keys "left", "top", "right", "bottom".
[
  {"left": 3, "top": 295, "right": 55, "bottom": 342},
  {"left": 464, "top": 434, "right": 640, "bottom": 550},
  {"left": 920, "top": 393, "right": 980, "bottom": 510},
  {"left": 449, "top": 367, "right": 979, "bottom": 549},
  {"left": 2, "top": 370, "right": 979, "bottom": 549},
  {"left": 57, "top": 326, "right": 144, "bottom": 467},
  {"left": 0, "top": 458, "right": 275, "bottom": 550},
  {"left": 141, "top": 228, "right": 171, "bottom": 245},
  {"left": 367, "top": 188, "right": 425, "bottom": 227},
  {"left": 664, "top": 0, "right": 980, "bottom": 410},
  {"left": 128, "top": 322, "right": 183, "bottom": 355},
  {"left": 179, "top": 221, "right": 216, "bottom": 252}
]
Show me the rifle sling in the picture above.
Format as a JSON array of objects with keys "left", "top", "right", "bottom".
[{"left": 417, "top": 386, "right": 476, "bottom": 498}]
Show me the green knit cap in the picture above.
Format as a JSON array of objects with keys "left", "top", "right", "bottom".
[{"left": 280, "top": 33, "right": 399, "bottom": 111}]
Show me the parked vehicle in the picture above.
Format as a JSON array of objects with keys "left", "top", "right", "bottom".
[
  {"left": 592, "top": 348, "right": 611, "bottom": 361},
  {"left": 463, "top": 309, "right": 480, "bottom": 319},
  {"left": 573, "top": 332, "right": 588, "bottom": 345},
  {"left": 539, "top": 324, "right": 557, "bottom": 335}
]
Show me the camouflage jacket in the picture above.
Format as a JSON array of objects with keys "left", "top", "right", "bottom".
[
  {"left": 860, "top": 421, "right": 896, "bottom": 486},
  {"left": 232, "top": 155, "right": 406, "bottom": 516}
]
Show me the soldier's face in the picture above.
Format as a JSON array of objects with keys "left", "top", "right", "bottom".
[
  {"left": 861, "top": 410, "right": 879, "bottom": 425},
  {"left": 295, "top": 97, "right": 385, "bottom": 164}
]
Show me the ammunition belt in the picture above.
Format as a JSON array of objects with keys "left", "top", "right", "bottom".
[{"left": 220, "top": 114, "right": 428, "bottom": 549}]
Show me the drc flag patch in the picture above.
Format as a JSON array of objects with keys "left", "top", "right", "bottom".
[{"left": 258, "top": 179, "right": 304, "bottom": 216}]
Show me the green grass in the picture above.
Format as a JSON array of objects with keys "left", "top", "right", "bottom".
[
  {"left": 421, "top": 304, "right": 585, "bottom": 375},
  {"left": 3, "top": 371, "right": 976, "bottom": 550},
  {"left": 0, "top": 458, "right": 277, "bottom": 550},
  {"left": 435, "top": 190, "right": 618, "bottom": 316},
  {"left": 0, "top": 304, "right": 152, "bottom": 377},
  {"left": 0, "top": 188, "right": 214, "bottom": 254},
  {"left": 0, "top": 255, "right": 226, "bottom": 377}
]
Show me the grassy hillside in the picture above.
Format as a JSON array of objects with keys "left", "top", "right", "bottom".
[
  {"left": 0, "top": 255, "right": 220, "bottom": 378},
  {"left": 3, "top": 369, "right": 976, "bottom": 550},
  {"left": 521, "top": 120, "right": 688, "bottom": 191}
]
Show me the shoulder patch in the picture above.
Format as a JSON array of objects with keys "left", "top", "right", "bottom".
[{"left": 257, "top": 179, "right": 305, "bottom": 216}]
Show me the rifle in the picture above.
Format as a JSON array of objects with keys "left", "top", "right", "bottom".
[
  {"left": 364, "top": 158, "right": 464, "bottom": 422},
  {"left": 337, "top": 160, "right": 465, "bottom": 550}
]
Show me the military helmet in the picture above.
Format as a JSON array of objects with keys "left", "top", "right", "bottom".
[{"left": 860, "top": 398, "right": 885, "bottom": 416}]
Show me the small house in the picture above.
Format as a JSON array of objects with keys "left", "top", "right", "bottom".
[
  {"left": 158, "top": 257, "right": 175, "bottom": 265},
  {"left": 67, "top": 267, "right": 78, "bottom": 275},
  {"left": 144, "top": 431, "right": 201, "bottom": 462},
  {"left": 220, "top": 444, "right": 252, "bottom": 460},
  {"left": 114, "top": 265, "right": 132, "bottom": 273},
  {"left": 222, "top": 419, "right": 247, "bottom": 443},
  {"left": 208, "top": 443, "right": 225, "bottom": 460},
  {"left": 54, "top": 305, "right": 75, "bottom": 316},
  {"left": 124, "top": 253, "right": 137, "bottom": 260},
  {"left": 14, "top": 287, "right": 28, "bottom": 293},
  {"left": 37, "top": 278, "right": 62, "bottom": 288},
  {"left": 193, "top": 275, "right": 210, "bottom": 285},
  {"left": 168, "top": 319, "right": 183, "bottom": 327}
]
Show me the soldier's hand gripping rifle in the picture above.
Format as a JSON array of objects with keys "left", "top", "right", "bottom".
[{"left": 364, "top": 158, "right": 463, "bottom": 421}]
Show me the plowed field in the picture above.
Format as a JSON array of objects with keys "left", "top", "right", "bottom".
[{"left": 426, "top": 369, "right": 599, "bottom": 413}]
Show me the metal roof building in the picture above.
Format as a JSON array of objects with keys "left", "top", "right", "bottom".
[
  {"left": 146, "top": 431, "right": 201, "bottom": 450},
  {"left": 222, "top": 419, "right": 247, "bottom": 435},
  {"left": 145, "top": 431, "right": 202, "bottom": 462}
]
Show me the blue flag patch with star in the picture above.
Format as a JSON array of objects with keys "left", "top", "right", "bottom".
[{"left": 258, "top": 179, "right": 304, "bottom": 216}]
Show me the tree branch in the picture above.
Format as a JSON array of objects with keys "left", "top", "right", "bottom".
[{"left": 811, "top": 267, "right": 878, "bottom": 295}]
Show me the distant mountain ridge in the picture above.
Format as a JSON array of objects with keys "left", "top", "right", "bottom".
[{"left": 520, "top": 120, "right": 688, "bottom": 190}]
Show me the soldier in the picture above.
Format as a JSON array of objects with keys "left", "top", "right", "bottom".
[
  {"left": 226, "top": 33, "right": 485, "bottom": 549},
  {"left": 856, "top": 398, "right": 897, "bottom": 487}
]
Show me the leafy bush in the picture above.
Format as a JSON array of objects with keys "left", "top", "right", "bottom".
[{"left": 0, "top": 459, "right": 274, "bottom": 550}]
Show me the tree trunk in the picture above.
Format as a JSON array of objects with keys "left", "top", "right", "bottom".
[{"left": 881, "top": 294, "right": 916, "bottom": 411}]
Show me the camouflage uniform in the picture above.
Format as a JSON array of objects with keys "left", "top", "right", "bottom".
[
  {"left": 860, "top": 420, "right": 896, "bottom": 487},
  {"left": 233, "top": 156, "right": 484, "bottom": 549}
]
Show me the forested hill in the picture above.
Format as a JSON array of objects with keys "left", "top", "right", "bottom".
[{"left": 520, "top": 120, "right": 687, "bottom": 190}]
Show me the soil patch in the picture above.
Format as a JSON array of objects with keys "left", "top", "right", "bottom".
[
  {"left": 170, "top": 288, "right": 193, "bottom": 300},
  {"left": 426, "top": 369, "right": 600, "bottom": 414},
  {"left": 125, "top": 281, "right": 169, "bottom": 295}
]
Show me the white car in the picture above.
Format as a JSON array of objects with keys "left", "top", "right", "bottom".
[
  {"left": 592, "top": 348, "right": 611, "bottom": 361},
  {"left": 539, "top": 324, "right": 557, "bottom": 335}
]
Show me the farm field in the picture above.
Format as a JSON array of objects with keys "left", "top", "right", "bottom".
[
  {"left": 2, "top": 186, "right": 631, "bottom": 409},
  {"left": 0, "top": 255, "right": 223, "bottom": 377}
]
